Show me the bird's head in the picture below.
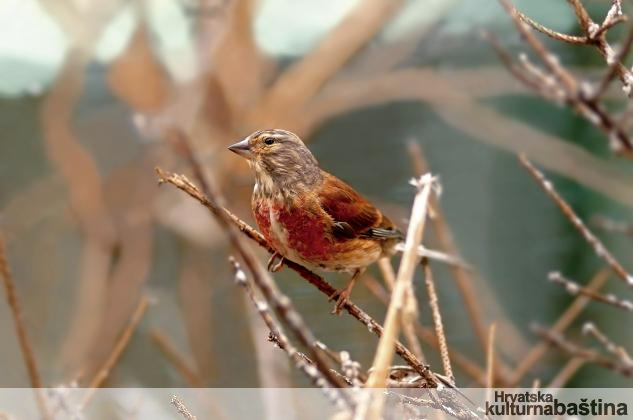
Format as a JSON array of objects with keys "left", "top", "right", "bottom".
[{"left": 228, "top": 129, "right": 321, "bottom": 194}]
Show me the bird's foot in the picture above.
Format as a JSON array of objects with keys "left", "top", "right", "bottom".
[
  {"left": 329, "top": 285, "right": 354, "bottom": 315},
  {"left": 267, "top": 252, "right": 284, "bottom": 272}
]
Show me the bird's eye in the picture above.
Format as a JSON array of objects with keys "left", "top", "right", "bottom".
[{"left": 264, "top": 137, "right": 275, "bottom": 145}]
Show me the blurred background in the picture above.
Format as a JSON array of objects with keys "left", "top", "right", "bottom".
[{"left": 1, "top": 0, "right": 633, "bottom": 389}]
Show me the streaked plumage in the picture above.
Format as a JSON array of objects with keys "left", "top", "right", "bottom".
[{"left": 229, "top": 129, "right": 401, "bottom": 313}]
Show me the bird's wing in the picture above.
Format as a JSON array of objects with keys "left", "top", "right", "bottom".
[{"left": 316, "top": 172, "right": 402, "bottom": 240}]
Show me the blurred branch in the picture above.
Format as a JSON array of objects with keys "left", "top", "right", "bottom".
[
  {"left": 300, "top": 69, "right": 633, "bottom": 210},
  {"left": 150, "top": 328, "right": 205, "bottom": 387},
  {"left": 492, "top": 0, "right": 633, "bottom": 156},
  {"left": 533, "top": 324, "right": 633, "bottom": 378},
  {"left": 545, "top": 357, "right": 585, "bottom": 388},
  {"left": 510, "top": 267, "right": 610, "bottom": 385},
  {"left": 583, "top": 322, "right": 633, "bottom": 366},
  {"left": 520, "top": 156, "right": 633, "bottom": 287},
  {"left": 251, "top": 0, "right": 405, "bottom": 125},
  {"left": 549, "top": 271, "right": 633, "bottom": 312},
  {"left": 0, "top": 234, "right": 50, "bottom": 420},
  {"left": 407, "top": 141, "right": 489, "bottom": 355},
  {"left": 592, "top": 215, "right": 633, "bottom": 236},
  {"left": 172, "top": 395, "right": 197, "bottom": 420},
  {"left": 80, "top": 296, "right": 150, "bottom": 407}
]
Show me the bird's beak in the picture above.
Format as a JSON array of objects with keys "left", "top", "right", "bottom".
[{"left": 228, "top": 138, "right": 252, "bottom": 159}]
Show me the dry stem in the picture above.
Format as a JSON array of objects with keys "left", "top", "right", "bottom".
[
  {"left": 510, "top": 267, "right": 610, "bottom": 385},
  {"left": 80, "top": 295, "right": 150, "bottom": 407},
  {"left": 150, "top": 328, "right": 205, "bottom": 387},
  {"left": 0, "top": 234, "right": 50, "bottom": 420},
  {"left": 423, "top": 260, "right": 454, "bottom": 383},
  {"left": 520, "top": 155, "right": 633, "bottom": 287},
  {"left": 171, "top": 395, "right": 197, "bottom": 420},
  {"left": 549, "top": 271, "right": 633, "bottom": 311}
]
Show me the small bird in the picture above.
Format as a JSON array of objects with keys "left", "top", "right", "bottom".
[{"left": 228, "top": 129, "right": 402, "bottom": 314}]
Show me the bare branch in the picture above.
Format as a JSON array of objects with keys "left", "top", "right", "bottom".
[
  {"left": 423, "top": 260, "right": 454, "bottom": 383},
  {"left": 150, "top": 329, "right": 205, "bottom": 387},
  {"left": 549, "top": 271, "right": 633, "bottom": 312},
  {"left": 171, "top": 395, "right": 197, "bottom": 420},
  {"left": 0, "top": 234, "right": 50, "bottom": 420},
  {"left": 520, "top": 155, "right": 633, "bottom": 287}
]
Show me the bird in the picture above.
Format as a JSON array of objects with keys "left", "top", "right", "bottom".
[{"left": 228, "top": 128, "right": 403, "bottom": 314}]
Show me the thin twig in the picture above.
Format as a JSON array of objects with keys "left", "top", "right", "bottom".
[
  {"left": 363, "top": 275, "right": 491, "bottom": 386},
  {"left": 171, "top": 395, "right": 197, "bottom": 420},
  {"left": 591, "top": 215, "right": 633, "bottom": 236},
  {"left": 230, "top": 256, "right": 350, "bottom": 403},
  {"left": 150, "top": 328, "right": 205, "bottom": 387},
  {"left": 520, "top": 155, "right": 633, "bottom": 287},
  {"left": 510, "top": 267, "right": 610, "bottom": 385},
  {"left": 533, "top": 324, "right": 633, "bottom": 378},
  {"left": 80, "top": 296, "right": 150, "bottom": 407},
  {"left": 583, "top": 322, "right": 633, "bottom": 366},
  {"left": 546, "top": 357, "right": 585, "bottom": 388},
  {"left": 0, "top": 234, "right": 50, "bottom": 420},
  {"left": 485, "top": 323, "right": 496, "bottom": 395},
  {"left": 423, "top": 260, "right": 454, "bottom": 383},
  {"left": 549, "top": 271, "right": 633, "bottom": 311}
]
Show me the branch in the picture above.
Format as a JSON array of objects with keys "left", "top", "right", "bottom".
[
  {"left": 519, "top": 155, "right": 633, "bottom": 287},
  {"left": 230, "top": 256, "right": 350, "bottom": 405},
  {"left": 171, "top": 395, "right": 197, "bottom": 420},
  {"left": 0, "top": 234, "right": 50, "bottom": 420},
  {"left": 510, "top": 267, "right": 610, "bottom": 385},
  {"left": 423, "top": 260, "right": 454, "bottom": 382},
  {"left": 549, "top": 271, "right": 633, "bottom": 312},
  {"left": 155, "top": 166, "right": 435, "bottom": 387},
  {"left": 80, "top": 296, "right": 150, "bottom": 407},
  {"left": 533, "top": 324, "right": 633, "bottom": 378},
  {"left": 150, "top": 328, "right": 205, "bottom": 387}
]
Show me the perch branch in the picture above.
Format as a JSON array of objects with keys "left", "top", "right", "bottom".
[{"left": 155, "top": 167, "right": 436, "bottom": 386}]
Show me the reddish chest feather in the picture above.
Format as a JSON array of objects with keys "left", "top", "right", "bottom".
[{"left": 253, "top": 199, "right": 334, "bottom": 262}]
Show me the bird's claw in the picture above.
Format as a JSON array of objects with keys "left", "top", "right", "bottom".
[
  {"left": 330, "top": 290, "right": 350, "bottom": 315},
  {"left": 267, "top": 252, "right": 284, "bottom": 272}
]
